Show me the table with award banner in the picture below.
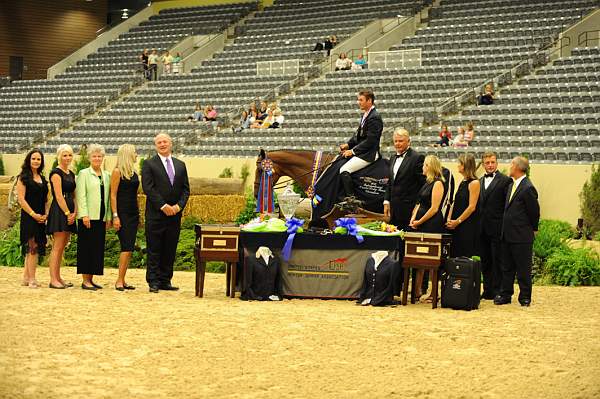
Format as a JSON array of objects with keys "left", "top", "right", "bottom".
[{"left": 239, "top": 232, "right": 401, "bottom": 299}]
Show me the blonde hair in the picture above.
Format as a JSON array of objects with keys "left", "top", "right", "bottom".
[
  {"left": 424, "top": 155, "right": 445, "bottom": 184},
  {"left": 56, "top": 144, "right": 73, "bottom": 161},
  {"left": 116, "top": 144, "right": 137, "bottom": 180},
  {"left": 87, "top": 143, "right": 105, "bottom": 157},
  {"left": 393, "top": 128, "right": 410, "bottom": 140}
]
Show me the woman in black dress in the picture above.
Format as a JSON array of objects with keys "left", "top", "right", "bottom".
[
  {"left": 75, "top": 144, "right": 112, "bottom": 291},
  {"left": 46, "top": 144, "right": 77, "bottom": 289},
  {"left": 409, "top": 155, "right": 445, "bottom": 300},
  {"left": 110, "top": 144, "right": 140, "bottom": 291},
  {"left": 446, "top": 153, "right": 481, "bottom": 258},
  {"left": 16, "top": 149, "right": 48, "bottom": 288}
]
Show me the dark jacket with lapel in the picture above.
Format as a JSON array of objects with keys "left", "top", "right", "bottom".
[
  {"left": 347, "top": 107, "right": 383, "bottom": 162},
  {"left": 141, "top": 154, "right": 190, "bottom": 221},
  {"left": 479, "top": 171, "right": 511, "bottom": 238},
  {"left": 501, "top": 177, "right": 540, "bottom": 244},
  {"left": 384, "top": 147, "right": 425, "bottom": 227}
]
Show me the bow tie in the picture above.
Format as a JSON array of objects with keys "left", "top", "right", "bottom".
[
  {"left": 484, "top": 173, "right": 496, "bottom": 178},
  {"left": 395, "top": 152, "right": 406, "bottom": 159}
]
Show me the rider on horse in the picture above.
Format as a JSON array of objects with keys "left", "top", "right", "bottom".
[{"left": 338, "top": 89, "right": 384, "bottom": 200}]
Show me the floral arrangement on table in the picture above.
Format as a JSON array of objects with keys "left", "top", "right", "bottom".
[
  {"left": 334, "top": 218, "right": 405, "bottom": 238},
  {"left": 241, "top": 216, "right": 304, "bottom": 233}
]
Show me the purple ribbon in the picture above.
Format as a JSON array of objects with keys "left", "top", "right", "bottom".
[
  {"left": 335, "top": 217, "right": 364, "bottom": 244},
  {"left": 281, "top": 217, "right": 304, "bottom": 261}
]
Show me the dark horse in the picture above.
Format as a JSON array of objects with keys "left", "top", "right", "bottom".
[{"left": 254, "top": 149, "right": 389, "bottom": 225}]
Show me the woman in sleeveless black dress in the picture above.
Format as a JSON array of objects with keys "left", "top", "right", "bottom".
[
  {"left": 16, "top": 149, "right": 49, "bottom": 288},
  {"left": 46, "top": 145, "right": 77, "bottom": 289},
  {"left": 110, "top": 144, "right": 140, "bottom": 291},
  {"left": 446, "top": 154, "right": 481, "bottom": 258},
  {"left": 409, "top": 155, "right": 446, "bottom": 300}
]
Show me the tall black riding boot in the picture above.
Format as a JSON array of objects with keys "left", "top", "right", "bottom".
[{"left": 340, "top": 171, "right": 355, "bottom": 199}]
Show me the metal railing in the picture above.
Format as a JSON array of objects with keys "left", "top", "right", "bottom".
[
  {"left": 578, "top": 29, "right": 600, "bottom": 47},
  {"left": 434, "top": 35, "right": 572, "bottom": 119},
  {"left": 256, "top": 59, "right": 300, "bottom": 76},
  {"left": 368, "top": 48, "right": 422, "bottom": 70}
]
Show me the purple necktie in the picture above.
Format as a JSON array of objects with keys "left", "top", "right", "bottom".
[{"left": 166, "top": 157, "right": 175, "bottom": 186}]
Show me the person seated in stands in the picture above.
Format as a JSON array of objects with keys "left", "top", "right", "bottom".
[
  {"left": 203, "top": 105, "right": 217, "bottom": 122},
  {"left": 335, "top": 53, "right": 353, "bottom": 71},
  {"left": 187, "top": 102, "right": 203, "bottom": 122},
  {"left": 268, "top": 110, "right": 284, "bottom": 129},
  {"left": 432, "top": 124, "right": 452, "bottom": 147},
  {"left": 173, "top": 52, "right": 182, "bottom": 64},
  {"left": 330, "top": 35, "right": 338, "bottom": 48},
  {"left": 312, "top": 40, "right": 324, "bottom": 52},
  {"left": 252, "top": 109, "right": 275, "bottom": 129},
  {"left": 162, "top": 51, "right": 173, "bottom": 74},
  {"left": 248, "top": 102, "right": 258, "bottom": 116},
  {"left": 269, "top": 102, "right": 281, "bottom": 115},
  {"left": 256, "top": 101, "right": 268, "bottom": 121},
  {"left": 353, "top": 54, "right": 367, "bottom": 69},
  {"left": 232, "top": 110, "right": 252, "bottom": 133},
  {"left": 453, "top": 127, "right": 468, "bottom": 148},
  {"left": 323, "top": 36, "right": 333, "bottom": 55},
  {"left": 140, "top": 49, "right": 149, "bottom": 80},
  {"left": 464, "top": 121, "right": 475, "bottom": 143},
  {"left": 479, "top": 84, "right": 495, "bottom": 105}
]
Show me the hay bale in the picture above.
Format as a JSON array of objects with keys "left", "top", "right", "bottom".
[
  {"left": 137, "top": 194, "right": 245, "bottom": 224},
  {"left": 0, "top": 176, "right": 13, "bottom": 184},
  {"left": 188, "top": 177, "right": 244, "bottom": 195}
]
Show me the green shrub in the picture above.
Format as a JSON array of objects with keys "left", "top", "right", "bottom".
[
  {"left": 533, "top": 219, "right": 575, "bottom": 260},
  {"left": 595, "top": 231, "right": 600, "bottom": 242},
  {"left": 181, "top": 215, "right": 201, "bottom": 230},
  {"left": 0, "top": 154, "right": 5, "bottom": 175},
  {"left": 235, "top": 189, "right": 257, "bottom": 225},
  {"left": 207, "top": 261, "right": 226, "bottom": 273},
  {"left": 580, "top": 164, "right": 600, "bottom": 234},
  {"left": 75, "top": 146, "right": 90, "bottom": 174},
  {"left": 239, "top": 163, "right": 250, "bottom": 185},
  {"left": 292, "top": 181, "right": 308, "bottom": 198},
  {"left": 0, "top": 222, "right": 24, "bottom": 266},
  {"left": 543, "top": 246, "right": 600, "bottom": 286},
  {"left": 173, "top": 229, "right": 196, "bottom": 271},
  {"left": 219, "top": 167, "right": 233, "bottom": 178}
]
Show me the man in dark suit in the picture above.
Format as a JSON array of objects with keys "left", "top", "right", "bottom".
[
  {"left": 383, "top": 128, "right": 425, "bottom": 229},
  {"left": 495, "top": 156, "right": 540, "bottom": 307},
  {"left": 338, "top": 89, "right": 383, "bottom": 198},
  {"left": 142, "top": 132, "right": 190, "bottom": 293},
  {"left": 478, "top": 151, "right": 511, "bottom": 300}
]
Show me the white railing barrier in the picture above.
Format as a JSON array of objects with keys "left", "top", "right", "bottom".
[
  {"left": 368, "top": 49, "right": 422, "bottom": 70},
  {"left": 256, "top": 59, "right": 300, "bottom": 76}
]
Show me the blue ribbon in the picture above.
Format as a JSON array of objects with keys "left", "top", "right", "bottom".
[
  {"left": 281, "top": 217, "right": 304, "bottom": 261},
  {"left": 335, "top": 217, "right": 364, "bottom": 244}
]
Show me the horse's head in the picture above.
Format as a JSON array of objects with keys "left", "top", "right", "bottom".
[{"left": 253, "top": 149, "right": 280, "bottom": 198}]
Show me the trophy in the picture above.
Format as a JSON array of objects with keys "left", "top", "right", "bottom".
[{"left": 278, "top": 183, "right": 301, "bottom": 220}]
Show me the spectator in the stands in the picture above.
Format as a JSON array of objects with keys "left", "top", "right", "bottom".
[
  {"left": 187, "top": 102, "right": 203, "bottom": 122},
  {"left": 256, "top": 101, "right": 268, "bottom": 121},
  {"left": 203, "top": 105, "right": 217, "bottom": 122},
  {"left": 330, "top": 35, "right": 338, "bottom": 48},
  {"left": 233, "top": 110, "right": 252, "bottom": 133},
  {"left": 465, "top": 121, "right": 475, "bottom": 143},
  {"left": 269, "top": 110, "right": 284, "bottom": 129},
  {"left": 269, "top": 102, "right": 281, "bottom": 115},
  {"left": 436, "top": 124, "right": 452, "bottom": 146},
  {"left": 335, "top": 53, "right": 353, "bottom": 71},
  {"left": 162, "top": 51, "right": 174, "bottom": 74},
  {"left": 148, "top": 49, "right": 159, "bottom": 80},
  {"left": 479, "top": 84, "right": 495, "bottom": 105},
  {"left": 140, "top": 49, "right": 149, "bottom": 80},
  {"left": 352, "top": 54, "right": 367, "bottom": 70},
  {"left": 252, "top": 109, "right": 275, "bottom": 129},
  {"left": 453, "top": 127, "right": 468, "bottom": 148},
  {"left": 173, "top": 52, "right": 182, "bottom": 74},
  {"left": 248, "top": 102, "right": 258, "bottom": 116},
  {"left": 324, "top": 37, "right": 333, "bottom": 55}
]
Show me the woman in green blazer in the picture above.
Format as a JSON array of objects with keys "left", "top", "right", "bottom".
[{"left": 75, "top": 144, "right": 112, "bottom": 290}]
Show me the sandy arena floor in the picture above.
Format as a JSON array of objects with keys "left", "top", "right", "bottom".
[{"left": 0, "top": 266, "right": 599, "bottom": 399}]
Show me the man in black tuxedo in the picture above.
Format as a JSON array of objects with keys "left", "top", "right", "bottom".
[
  {"left": 142, "top": 133, "right": 190, "bottom": 293},
  {"left": 478, "top": 151, "right": 511, "bottom": 300},
  {"left": 495, "top": 156, "right": 540, "bottom": 307},
  {"left": 383, "top": 128, "right": 425, "bottom": 229},
  {"left": 338, "top": 89, "right": 383, "bottom": 199}
]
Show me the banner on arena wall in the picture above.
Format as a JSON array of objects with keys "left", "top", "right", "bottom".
[{"left": 281, "top": 249, "right": 370, "bottom": 299}]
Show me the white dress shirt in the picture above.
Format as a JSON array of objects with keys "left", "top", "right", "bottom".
[{"left": 483, "top": 171, "right": 496, "bottom": 190}]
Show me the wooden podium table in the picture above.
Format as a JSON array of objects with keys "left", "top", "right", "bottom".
[
  {"left": 401, "top": 232, "right": 452, "bottom": 309},
  {"left": 194, "top": 224, "right": 240, "bottom": 298}
]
